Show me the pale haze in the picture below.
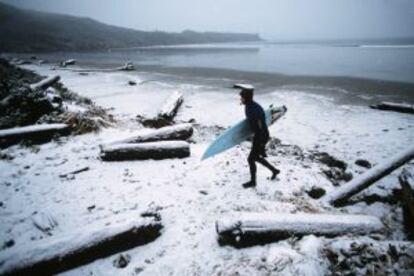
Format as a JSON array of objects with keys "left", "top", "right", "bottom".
[{"left": 2, "top": 0, "right": 414, "bottom": 40}]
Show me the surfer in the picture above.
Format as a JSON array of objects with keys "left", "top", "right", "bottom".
[{"left": 237, "top": 84, "right": 280, "bottom": 188}]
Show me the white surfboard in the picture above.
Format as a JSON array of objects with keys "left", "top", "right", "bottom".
[{"left": 201, "top": 105, "right": 287, "bottom": 160}]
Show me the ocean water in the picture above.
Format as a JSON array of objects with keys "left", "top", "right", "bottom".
[
  {"left": 27, "top": 41, "right": 414, "bottom": 84},
  {"left": 12, "top": 41, "right": 414, "bottom": 104}
]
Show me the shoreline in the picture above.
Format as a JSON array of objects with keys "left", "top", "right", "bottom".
[{"left": 9, "top": 53, "right": 413, "bottom": 106}]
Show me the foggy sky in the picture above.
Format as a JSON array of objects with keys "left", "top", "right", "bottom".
[{"left": 2, "top": 0, "right": 414, "bottom": 40}]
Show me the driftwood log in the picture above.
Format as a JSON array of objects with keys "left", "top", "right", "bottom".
[
  {"left": 137, "top": 91, "right": 184, "bottom": 128},
  {"left": 116, "top": 62, "right": 134, "bottom": 71},
  {"left": 216, "top": 212, "right": 384, "bottom": 247},
  {"left": 100, "top": 141, "right": 190, "bottom": 161},
  {"left": 370, "top": 102, "right": 414, "bottom": 114},
  {"left": 324, "top": 147, "right": 414, "bottom": 207},
  {"left": 0, "top": 215, "right": 162, "bottom": 275},
  {"left": 158, "top": 91, "right": 184, "bottom": 121},
  {"left": 61, "top": 59, "right": 76, "bottom": 67},
  {"left": 0, "top": 124, "right": 70, "bottom": 148},
  {"left": 399, "top": 169, "right": 414, "bottom": 240},
  {"left": 30, "top": 75, "right": 61, "bottom": 91},
  {"left": 108, "top": 123, "right": 193, "bottom": 145}
]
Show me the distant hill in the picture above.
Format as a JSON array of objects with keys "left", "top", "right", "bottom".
[{"left": 0, "top": 2, "right": 261, "bottom": 53}]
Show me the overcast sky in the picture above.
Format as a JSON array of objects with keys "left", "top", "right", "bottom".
[{"left": 2, "top": 0, "right": 414, "bottom": 40}]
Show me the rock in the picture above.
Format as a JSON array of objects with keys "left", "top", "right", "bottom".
[
  {"left": 141, "top": 211, "right": 161, "bottom": 222},
  {"left": 134, "top": 267, "right": 144, "bottom": 274},
  {"left": 87, "top": 205, "right": 96, "bottom": 212},
  {"left": 0, "top": 152, "right": 13, "bottom": 160},
  {"left": 313, "top": 152, "right": 347, "bottom": 170},
  {"left": 306, "top": 186, "right": 326, "bottom": 199},
  {"left": 322, "top": 167, "right": 353, "bottom": 186},
  {"left": 0, "top": 201, "right": 3, "bottom": 207},
  {"left": 355, "top": 159, "right": 372, "bottom": 169},
  {"left": 136, "top": 115, "right": 172, "bottom": 128},
  {"left": 1, "top": 239, "right": 15, "bottom": 250},
  {"left": 128, "top": 80, "right": 137, "bottom": 86},
  {"left": 4, "top": 239, "right": 15, "bottom": 249},
  {"left": 113, "top": 254, "right": 131, "bottom": 268}
]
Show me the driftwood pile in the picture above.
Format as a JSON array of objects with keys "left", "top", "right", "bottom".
[
  {"left": 1, "top": 59, "right": 114, "bottom": 147},
  {"left": 101, "top": 91, "right": 192, "bottom": 161}
]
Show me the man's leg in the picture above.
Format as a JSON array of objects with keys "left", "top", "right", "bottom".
[
  {"left": 256, "top": 157, "right": 280, "bottom": 180},
  {"left": 257, "top": 139, "right": 280, "bottom": 180},
  {"left": 243, "top": 149, "right": 257, "bottom": 188}
]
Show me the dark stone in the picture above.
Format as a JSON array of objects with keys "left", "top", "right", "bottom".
[
  {"left": 141, "top": 211, "right": 161, "bottom": 222},
  {"left": 306, "top": 186, "right": 326, "bottom": 199},
  {"left": 135, "top": 267, "right": 144, "bottom": 274},
  {"left": 128, "top": 80, "right": 137, "bottom": 86},
  {"left": 113, "top": 254, "right": 131, "bottom": 269},
  {"left": 323, "top": 167, "right": 353, "bottom": 185},
  {"left": 314, "top": 152, "right": 347, "bottom": 170},
  {"left": 3, "top": 239, "right": 15, "bottom": 249},
  {"left": 87, "top": 205, "right": 96, "bottom": 212},
  {"left": 355, "top": 159, "right": 372, "bottom": 169},
  {"left": 136, "top": 115, "right": 172, "bottom": 129}
]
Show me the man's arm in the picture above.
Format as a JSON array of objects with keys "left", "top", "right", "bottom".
[{"left": 247, "top": 111, "right": 260, "bottom": 135}]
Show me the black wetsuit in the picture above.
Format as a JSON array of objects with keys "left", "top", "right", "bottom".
[{"left": 245, "top": 101, "right": 277, "bottom": 182}]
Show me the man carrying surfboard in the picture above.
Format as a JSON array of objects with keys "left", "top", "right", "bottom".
[{"left": 237, "top": 84, "right": 280, "bottom": 188}]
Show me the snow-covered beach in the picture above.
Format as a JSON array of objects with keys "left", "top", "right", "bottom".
[{"left": 1, "top": 63, "right": 414, "bottom": 275}]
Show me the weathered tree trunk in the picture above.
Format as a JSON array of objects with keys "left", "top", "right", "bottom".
[
  {"left": 370, "top": 102, "right": 414, "bottom": 114},
  {"left": 0, "top": 216, "right": 162, "bottom": 275},
  {"left": 108, "top": 123, "right": 193, "bottom": 145},
  {"left": 61, "top": 59, "right": 76, "bottom": 67},
  {"left": 158, "top": 91, "right": 184, "bottom": 121},
  {"left": 0, "top": 123, "right": 70, "bottom": 148},
  {"left": 100, "top": 141, "right": 190, "bottom": 161},
  {"left": 399, "top": 169, "right": 414, "bottom": 240},
  {"left": 30, "top": 75, "right": 61, "bottom": 91},
  {"left": 116, "top": 62, "right": 134, "bottom": 71},
  {"left": 323, "top": 147, "right": 414, "bottom": 207},
  {"left": 216, "top": 212, "right": 384, "bottom": 247}
]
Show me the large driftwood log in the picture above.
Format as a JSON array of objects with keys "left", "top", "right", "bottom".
[
  {"left": 158, "top": 91, "right": 184, "bottom": 121},
  {"left": 216, "top": 212, "right": 384, "bottom": 247},
  {"left": 108, "top": 123, "right": 193, "bottom": 145},
  {"left": 0, "top": 124, "right": 70, "bottom": 148},
  {"left": 0, "top": 215, "right": 162, "bottom": 275},
  {"left": 100, "top": 141, "right": 190, "bottom": 161},
  {"left": 30, "top": 75, "right": 61, "bottom": 91},
  {"left": 116, "top": 62, "right": 134, "bottom": 71},
  {"left": 324, "top": 147, "right": 414, "bottom": 207},
  {"left": 370, "top": 102, "right": 414, "bottom": 114},
  {"left": 399, "top": 169, "right": 414, "bottom": 240}
]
